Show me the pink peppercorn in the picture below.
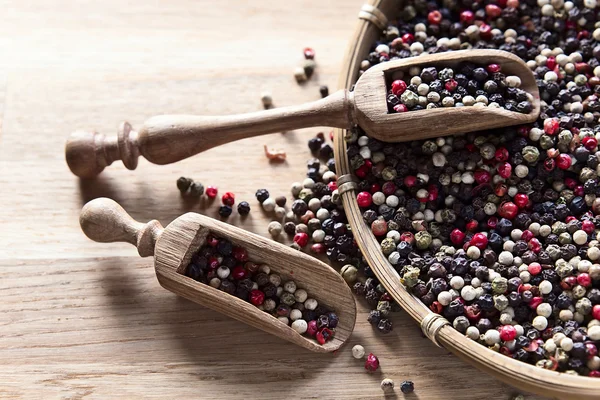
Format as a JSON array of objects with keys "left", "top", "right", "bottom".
[
  {"left": 370, "top": 183, "right": 381, "bottom": 193},
  {"left": 401, "top": 33, "right": 414, "bottom": 44},
  {"left": 391, "top": 80, "right": 407, "bottom": 96},
  {"left": 485, "top": 4, "right": 502, "bottom": 18},
  {"left": 574, "top": 185, "right": 584, "bottom": 197},
  {"left": 294, "top": 232, "right": 309, "bottom": 247},
  {"left": 306, "top": 320, "right": 318, "bottom": 336},
  {"left": 371, "top": 219, "right": 388, "bottom": 236},
  {"left": 428, "top": 185, "right": 439, "bottom": 201},
  {"left": 529, "top": 297, "right": 543, "bottom": 310},
  {"left": 428, "top": 10, "right": 442, "bottom": 24},
  {"left": 514, "top": 193, "right": 529, "bottom": 209},
  {"left": 460, "top": 10, "right": 474, "bottom": 24},
  {"left": 232, "top": 265, "right": 247, "bottom": 280},
  {"left": 207, "top": 236, "right": 219, "bottom": 247},
  {"left": 400, "top": 232, "right": 415, "bottom": 244},
  {"left": 520, "top": 230, "right": 534, "bottom": 242},
  {"left": 589, "top": 371, "right": 600, "bottom": 378},
  {"left": 577, "top": 273, "right": 592, "bottom": 288},
  {"left": 404, "top": 175, "right": 417, "bottom": 187},
  {"left": 487, "top": 63, "right": 501, "bottom": 73},
  {"left": 316, "top": 327, "right": 333, "bottom": 345},
  {"left": 583, "top": 137, "right": 598, "bottom": 151},
  {"left": 499, "top": 325, "right": 517, "bottom": 342},
  {"left": 222, "top": 192, "right": 235, "bottom": 206},
  {"left": 564, "top": 177, "right": 577, "bottom": 189},
  {"left": 356, "top": 191, "right": 372, "bottom": 208},
  {"left": 464, "top": 304, "right": 481, "bottom": 321},
  {"left": 466, "top": 220, "right": 478, "bottom": 232},
  {"left": 365, "top": 353, "right": 380, "bottom": 372},
  {"left": 445, "top": 79, "right": 458, "bottom": 92},
  {"left": 498, "top": 201, "right": 518, "bottom": 219},
  {"left": 430, "top": 301, "right": 443, "bottom": 313},
  {"left": 543, "top": 158, "right": 556, "bottom": 172},
  {"left": 233, "top": 246, "right": 249, "bottom": 262},
  {"left": 327, "top": 181, "right": 337, "bottom": 191},
  {"left": 206, "top": 186, "right": 218, "bottom": 198},
  {"left": 593, "top": 305, "right": 600, "bottom": 321},
  {"left": 587, "top": 343, "right": 598, "bottom": 358},
  {"left": 310, "top": 243, "right": 326, "bottom": 254},
  {"left": 249, "top": 289, "right": 265, "bottom": 306},
  {"left": 208, "top": 256, "right": 220, "bottom": 269},
  {"left": 382, "top": 182, "right": 396, "bottom": 195},
  {"left": 546, "top": 56, "right": 557, "bottom": 71},
  {"left": 495, "top": 183, "right": 508, "bottom": 197},
  {"left": 479, "top": 23, "right": 492, "bottom": 40},
  {"left": 471, "top": 233, "right": 488, "bottom": 249},
  {"left": 582, "top": 220, "right": 595, "bottom": 234},
  {"left": 528, "top": 263, "right": 542, "bottom": 275},
  {"left": 393, "top": 104, "right": 408, "bottom": 113},
  {"left": 556, "top": 154, "right": 572, "bottom": 170},
  {"left": 474, "top": 169, "right": 491, "bottom": 184},
  {"left": 544, "top": 118, "right": 560, "bottom": 135},
  {"left": 495, "top": 147, "right": 509, "bottom": 161},
  {"left": 528, "top": 238, "right": 541, "bottom": 253},
  {"left": 487, "top": 217, "right": 498, "bottom": 230},
  {"left": 561, "top": 276, "right": 577, "bottom": 290},
  {"left": 303, "top": 47, "right": 315, "bottom": 59}
]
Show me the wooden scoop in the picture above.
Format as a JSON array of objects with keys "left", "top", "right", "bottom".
[
  {"left": 80, "top": 197, "right": 356, "bottom": 352},
  {"left": 66, "top": 49, "right": 540, "bottom": 178}
]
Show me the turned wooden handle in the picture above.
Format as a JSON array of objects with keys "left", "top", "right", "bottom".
[
  {"left": 66, "top": 90, "right": 352, "bottom": 178},
  {"left": 80, "top": 197, "right": 163, "bottom": 257}
]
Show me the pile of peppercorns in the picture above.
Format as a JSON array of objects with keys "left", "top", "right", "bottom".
[
  {"left": 386, "top": 63, "right": 533, "bottom": 113},
  {"left": 185, "top": 234, "right": 339, "bottom": 345},
  {"left": 177, "top": 177, "right": 251, "bottom": 218},
  {"left": 347, "top": 0, "right": 600, "bottom": 376}
]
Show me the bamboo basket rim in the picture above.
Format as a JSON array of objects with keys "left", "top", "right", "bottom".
[{"left": 332, "top": 1, "right": 600, "bottom": 399}]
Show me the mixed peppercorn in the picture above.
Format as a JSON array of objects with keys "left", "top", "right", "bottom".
[
  {"left": 185, "top": 234, "right": 338, "bottom": 345},
  {"left": 347, "top": 0, "right": 600, "bottom": 377},
  {"left": 386, "top": 62, "right": 533, "bottom": 113}
]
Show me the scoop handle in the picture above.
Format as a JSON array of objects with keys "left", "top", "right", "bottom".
[
  {"left": 66, "top": 90, "right": 352, "bottom": 178},
  {"left": 80, "top": 197, "right": 163, "bottom": 257}
]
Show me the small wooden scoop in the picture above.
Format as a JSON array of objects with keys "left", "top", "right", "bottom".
[
  {"left": 66, "top": 49, "right": 540, "bottom": 178},
  {"left": 80, "top": 197, "right": 356, "bottom": 352}
]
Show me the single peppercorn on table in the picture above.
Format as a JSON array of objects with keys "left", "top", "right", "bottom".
[{"left": 0, "top": 1, "right": 549, "bottom": 399}]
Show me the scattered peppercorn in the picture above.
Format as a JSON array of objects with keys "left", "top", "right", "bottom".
[
  {"left": 400, "top": 381, "right": 414, "bottom": 394},
  {"left": 320, "top": 85, "right": 329, "bottom": 98},
  {"left": 237, "top": 201, "right": 251, "bottom": 216},
  {"left": 218, "top": 205, "right": 232, "bottom": 218}
]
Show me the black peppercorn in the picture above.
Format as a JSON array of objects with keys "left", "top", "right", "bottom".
[
  {"left": 177, "top": 177, "right": 193, "bottom": 193},
  {"left": 255, "top": 189, "right": 270, "bottom": 203}
]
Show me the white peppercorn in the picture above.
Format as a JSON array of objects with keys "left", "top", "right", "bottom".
[{"left": 352, "top": 344, "right": 365, "bottom": 359}]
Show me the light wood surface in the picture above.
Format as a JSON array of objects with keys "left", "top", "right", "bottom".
[
  {"left": 65, "top": 49, "right": 539, "bottom": 178},
  {"left": 80, "top": 198, "right": 356, "bottom": 352},
  {"left": 0, "top": 0, "right": 544, "bottom": 398}
]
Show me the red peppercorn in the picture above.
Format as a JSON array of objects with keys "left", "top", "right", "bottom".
[
  {"left": 583, "top": 137, "right": 598, "bottom": 151},
  {"left": 574, "top": 185, "right": 585, "bottom": 197},
  {"left": 494, "top": 183, "right": 508, "bottom": 197},
  {"left": 306, "top": 320, "right": 318, "bottom": 336},
  {"left": 577, "top": 273, "right": 592, "bottom": 288},
  {"left": 294, "top": 232, "right": 309, "bottom": 247},
  {"left": 546, "top": 56, "right": 557, "bottom": 71},
  {"left": 543, "top": 118, "right": 560, "bottom": 135},
  {"left": 327, "top": 181, "right": 337, "bottom": 191},
  {"left": 232, "top": 265, "right": 247, "bottom": 280},
  {"left": 479, "top": 23, "right": 492, "bottom": 40},
  {"left": 430, "top": 301, "right": 443, "bottom": 313},
  {"left": 498, "top": 201, "right": 518, "bottom": 219},
  {"left": 310, "top": 243, "right": 326, "bottom": 254},
  {"left": 495, "top": 147, "right": 509, "bottom": 161},
  {"left": 400, "top": 232, "right": 415, "bottom": 244},
  {"left": 428, "top": 10, "right": 442, "bottom": 24},
  {"left": 382, "top": 182, "right": 396, "bottom": 196},
  {"left": 564, "top": 177, "right": 577, "bottom": 189},
  {"left": 590, "top": 371, "right": 600, "bottom": 378},
  {"left": 393, "top": 104, "right": 408, "bottom": 113},
  {"left": 365, "top": 353, "right": 380, "bottom": 372},
  {"left": 371, "top": 219, "right": 388, "bottom": 236},
  {"left": 450, "top": 229, "right": 466, "bottom": 245},
  {"left": 500, "top": 346, "right": 512, "bottom": 356},
  {"left": 316, "top": 327, "right": 333, "bottom": 344},
  {"left": 356, "top": 191, "right": 372, "bottom": 208},
  {"left": 466, "top": 220, "right": 479, "bottom": 232},
  {"left": 529, "top": 296, "right": 543, "bottom": 310},
  {"left": 208, "top": 256, "right": 220, "bottom": 269},
  {"left": 370, "top": 183, "right": 381, "bottom": 194},
  {"left": 303, "top": 47, "right": 315, "bottom": 59},
  {"left": 528, "top": 262, "right": 542, "bottom": 276},
  {"left": 593, "top": 305, "right": 600, "bottom": 321},
  {"left": 517, "top": 125, "right": 530, "bottom": 138},
  {"left": 249, "top": 289, "right": 265, "bottom": 306},
  {"left": 445, "top": 79, "right": 458, "bottom": 92},
  {"left": 471, "top": 233, "right": 488, "bottom": 249},
  {"left": 556, "top": 154, "right": 572, "bottom": 170},
  {"left": 513, "top": 193, "right": 529, "bottom": 209},
  {"left": 207, "top": 236, "right": 219, "bottom": 247},
  {"left": 460, "top": 10, "right": 475, "bottom": 24},
  {"left": 528, "top": 238, "right": 542, "bottom": 253},
  {"left": 428, "top": 184, "right": 439, "bottom": 201},
  {"left": 561, "top": 276, "right": 577, "bottom": 290},
  {"left": 565, "top": 215, "right": 577, "bottom": 224},
  {"left": 487, "top": 63, "right": 501, "bottom": 73},
  {"left": 206, "top": 186, "right": 218, "bottom": 198},
  {"left": 222, "top": 192, "right": 235, "bottom": 206},
  {"left": 587, "top": 343, "right": 598, "bottom": 358},
  {"left": 354, "top": 164, "right": 368, "bottom": 178},
  {"left": 575, "top": 61, "right": 590, "bottom": 72},
  {"left": 404, "top": 175, "right": 417, "bottom": 188},
  {"left": 499, "top": 325, "right": 517, "bottom": 342},
  {"left": 401, "top": 33, "right": 414, "bottom": 44},
  {"left": 543, "top": 158, "right": 555, "bottom": 172},
  {"left": 518, "top": 284, "right": 532, "bottom": 294},
  {"left": 474, "top": 169, "right": 491, "bottom": 184},
  {"left": 464, "top": 304, "right": 482, "bottom": 321},
  {"left": 582, "top": 220, "right": 595, "bottom": 234},
  {"left": 233, "top": 246, "right": 249, "bottom": 262},
  {"left": 487, "top": 216, "right": 498, "bottom": 230},
  {"left": 520, "top": 230, "right": 534, "bottom": 242},
  {"left": 391, "top": 79, "right": 407, "bottom": 96},
  {"left": 485, "top": 4, "right": 502, "bottom": 18}
]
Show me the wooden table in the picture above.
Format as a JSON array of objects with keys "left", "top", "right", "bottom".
[{"left": 0, "top": 1, "right": 542, "bottom": 398}]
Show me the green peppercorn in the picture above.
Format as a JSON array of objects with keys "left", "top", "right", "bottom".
[
  {"left": 402, "top": 266, "right": 421, "bottom": 288},
  {"left": 340, "top": 264, "right": 358, "bottom": 284},
  {"left": 491, "top": 277, "right": 508, "bottom": 294},
  {"left": 381, "top": 166, "right": 397, "bottom": 181},
  {"left": 555, "top": 259, "right": 573, "bottom": 277},
  {"left": 539, "top": 135, "right": 555, "bottom": 149},
  {"left": 421, "top": 140, "right": 438, "bottom": 155},
  {"left": 493, "top": 294, "right": 508, "bottom": 311},
  {"left": 377, "top": 300, "right": 392, "bottom": 317},
  {"left": 580, "top": 167, "right": 597, "bottom": 182},
  {"left": 415, "top": 231, "right": 432, "bottom": 250},
  {"left": 298, "top": 188, "right": 313, "bottom": 201},
  {"left": 380, "top": 237, "right": 396, "bottom": 255},
  {"left": 522, "top": 146, "right": 540, "bottom": 163}
]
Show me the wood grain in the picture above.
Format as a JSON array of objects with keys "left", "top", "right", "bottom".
[{"left": 0, "top": 0, "right": 544, "bottom": 398}]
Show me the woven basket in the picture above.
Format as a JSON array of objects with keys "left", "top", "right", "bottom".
[{"left": 333, "top": 1, "right": 600, "bottom": 399}]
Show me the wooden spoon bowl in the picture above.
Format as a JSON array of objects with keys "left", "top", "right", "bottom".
[
  {"left": 80, "top": 197, "right": 356, "bottom": 353},
  {"left": 66, "top": 49, "right": 540, "bottom": 178}
]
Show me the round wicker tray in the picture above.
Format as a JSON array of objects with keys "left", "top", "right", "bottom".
[{"left": 333, "top": 1, "right": 600, "bottom": 399}]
